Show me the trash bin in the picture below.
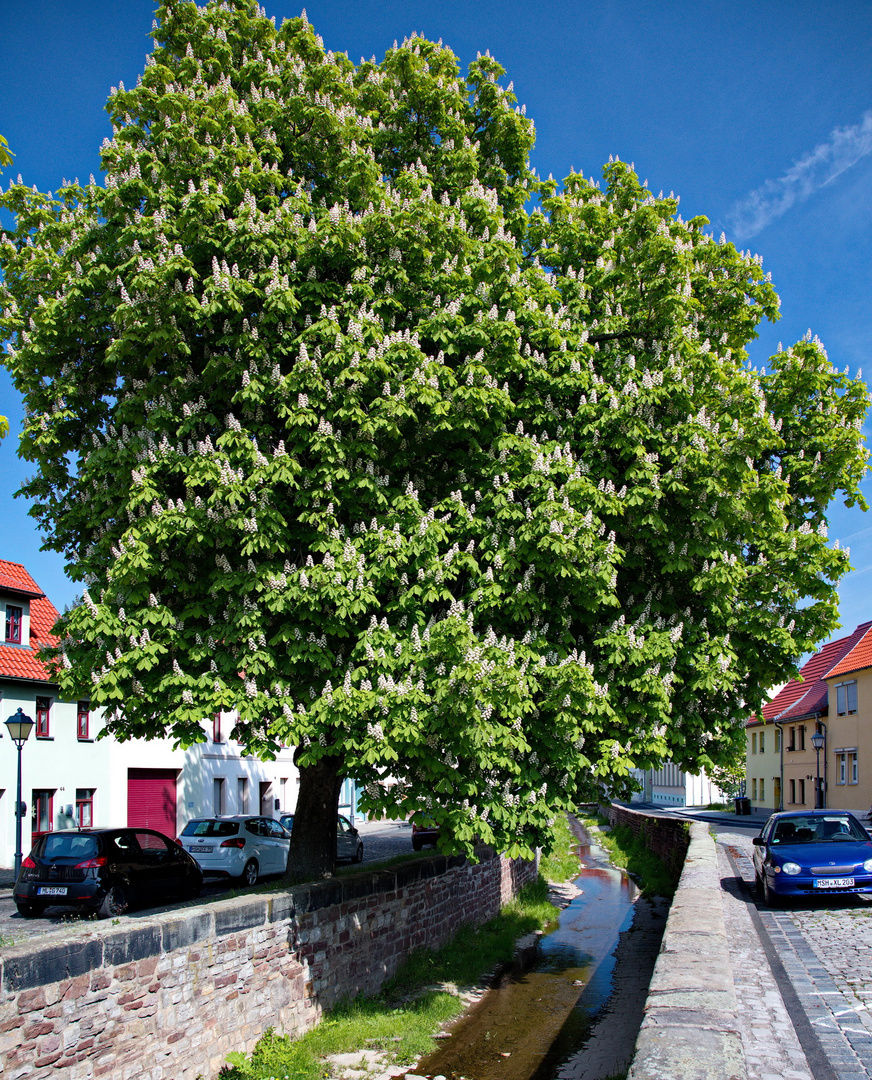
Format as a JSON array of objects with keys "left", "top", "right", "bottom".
[{"left": 734, "top": 796, "right": 751, "bottom": 816}]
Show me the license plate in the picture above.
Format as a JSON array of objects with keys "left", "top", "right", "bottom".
[
  {"left": 192, "top": 846, "right": 213, "bottom": 853},
  {"left": 815, "top": 877, "right": 855, "bottom": 888},
  {"left": 37, "top": 886, "right": 68, "bottom": 896}
]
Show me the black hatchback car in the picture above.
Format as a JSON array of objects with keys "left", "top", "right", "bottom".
[{"left": 14, "top": 827, "right": 203, "bottom": 919}]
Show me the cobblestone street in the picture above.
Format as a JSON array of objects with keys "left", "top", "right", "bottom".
[{"left": 715, "top": 823, "right": 872, "bottom": 1080}]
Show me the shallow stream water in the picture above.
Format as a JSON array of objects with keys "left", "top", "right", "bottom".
[{"left": 409, "top": 821, "right": 667, "bottom": 1080}]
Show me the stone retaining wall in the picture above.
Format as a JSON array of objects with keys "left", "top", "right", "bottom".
[
  {"left": 601, "top": 802, "right": 691, "bottom": 881},
  {"left": 620, "top": 809, "right": 744, "bottom": 1080},
  {"left": 0, "top": 847, "right": 537, "bottom": 1080}
]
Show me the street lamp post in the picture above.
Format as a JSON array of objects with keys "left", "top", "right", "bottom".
[
  {"left": 5, "top": 708, "right": 34, "bottom": 878},
  {"left": 811, "top": 729, "right": 825, "bottom": 810}
]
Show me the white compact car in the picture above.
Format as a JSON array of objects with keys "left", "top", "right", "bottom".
[{"left": 178, "top": 816, "right": 291, "bottom": 885}]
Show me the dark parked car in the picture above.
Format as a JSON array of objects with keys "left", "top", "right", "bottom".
[
  {"left": 411, "top": 816, "right": 440, "bottom": 851},
  {"left": 14, "top": 827, "right": 202, "bottom": 919},
  {"left": 753, "top": 809, "right": 872, "bottom": 906}
]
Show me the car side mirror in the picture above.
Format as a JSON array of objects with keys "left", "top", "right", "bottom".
[{"left": 752, "top": 836, "right": 765, "bottom": 846}]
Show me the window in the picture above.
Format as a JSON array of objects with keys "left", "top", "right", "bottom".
[
  {"left": 799, "top": 726, "right": 806, "bottom": 751},
  {"left": 775, "top": 728, "right": 782, "bottom": 753},
  {"left": 5, "top": 605, "right": 22, "bottom": 644},
  {"left": 773, "top": 777, "right": 781, "bottom": 807},
  {"left": 212, "top": 712, "right": 222, "bottom": 743},
  {"left": 760, "top": 778, "right": 765, "bottom": 802},
  {"left": 32, "top": 789, "right": 53, "bottom": 839},
  {"left": 752, "top": 732, "right": 757, "bottom": 754},
  {"left": 799, "top": 779, "right": 806, "bottom": 804},
  {"left": 135, "top": 831, "right": 172, "bottom": 855},
  {"left": 237, "top": 776, "right": 249, "bottom": 814},
  {"left": 837, "top": 681, "right": 858, "bottom": 715},
  {"left": 850, "top": 752, "right": 859, "bottom": 785},
  {"left": 789, "top": 778, "right": 796, "bottom": 804},
  {"left": 837, "top": 753, "right": 847, "bottom": 784},
  {"left": 77, "top": 701, "right": 90, "bottom": 740},
  {"left": 213, "top": 777, "right": 225, "bottom": 816},
  {"left": 788, "top": 727, "right": 796, "bottom": 751},
  {"left": 36, "top": 697, "right": 50, "bottom": 737},
  {"left": 752, "top": 778, "right": 757, "bottom": 800},
  {"left": 75, "top": 789, "right": 94, "bottom": 827},
  {"left": 760, "top": 731, "right": 765, "bottom": 754}
]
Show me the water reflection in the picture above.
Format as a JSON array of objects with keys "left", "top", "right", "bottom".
[{"left": 411, "top": 822, "right": 652, "bottom": 1080}]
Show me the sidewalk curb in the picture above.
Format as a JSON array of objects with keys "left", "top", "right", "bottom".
[{"left": 628, "top": 818, "right": 744, "bottom": 1080}]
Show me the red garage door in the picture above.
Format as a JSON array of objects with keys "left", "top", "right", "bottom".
[{"left": 127, "top": 769, "right": 179, "bottom": 838}]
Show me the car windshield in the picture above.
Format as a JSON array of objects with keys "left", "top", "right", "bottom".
[
  {"left": 771, "top": 816, "right": 868, "bottom": 843},
  {"left": 181, "top": 820, "right": 240, "bottom": 837},
  {"left": 40, "top": 833, "right": 100, "bottom": 860}
]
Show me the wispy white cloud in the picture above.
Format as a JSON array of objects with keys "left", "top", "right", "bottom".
[
  {"left": 727, "top": 111, "right": 872, "bottom": 241},
  {"left": 838, "top": 524, "right": 872, "bottom": 545}
]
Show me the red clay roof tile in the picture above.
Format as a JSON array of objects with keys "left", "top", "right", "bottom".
[
  {"left": 753, "top": 621, "right": 872, "bottom": 725},
  {"left": 0, "top": 560, "right": 60, "bottom": 683},
  {"left": 825, "top": 625, "right": 872, "bottom": 680}
]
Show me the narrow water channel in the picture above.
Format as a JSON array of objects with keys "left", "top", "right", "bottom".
[{"left": 409, "top": 819, "right": 667, "bottom": 1080}]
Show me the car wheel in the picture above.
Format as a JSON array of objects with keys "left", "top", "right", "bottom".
[
  {"left": 240, "top": 859, "right": 259, "bottom": 887},
  {"left": 762, "top": 875, "right": 781, "bottom": 908},
  {"left": 412, "top": 838, "right": 422, "bottom": 851},
  {"left": 98, "top": 883, "right": 129, "bottom": 919},
  {"left": 353, "top": 843, "right": 364, "bottom": 864},
  {"left": 15, "top": 901, "right": 45, "bottom": 918}
]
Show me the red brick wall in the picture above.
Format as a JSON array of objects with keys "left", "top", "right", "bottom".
[{"left": 0, "top": 848, "right": 537, "bottom": 1080}]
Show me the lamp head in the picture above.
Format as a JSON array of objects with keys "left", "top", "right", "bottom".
[
  {"left": 811, "top": 730, "right": 825, "bottom": 751},
  {"left": 4, "top": 708, "right": 34, "bottom": 746}
]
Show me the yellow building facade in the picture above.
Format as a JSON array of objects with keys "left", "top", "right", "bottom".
[
  {"left": 823, "top": 638, "right": 872, "bottom": 816},
  {"left": 745, "top": 621, "right": 872, "bottom": 816}
]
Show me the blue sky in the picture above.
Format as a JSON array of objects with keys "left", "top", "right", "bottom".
[{"left": 1, "top": 0, "right": 871, "bottom": 639}]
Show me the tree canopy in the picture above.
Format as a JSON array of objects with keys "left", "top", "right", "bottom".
[
  {"left": 1, "top": 0, "right": 867, "bottom": 872},
  {"left": 0, "top": 132, "right": 11, "bottom": 439}
]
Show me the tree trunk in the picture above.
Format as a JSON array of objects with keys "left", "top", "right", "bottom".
[{"left": 284, "top": 753, "right": 343, "bottom": 882}]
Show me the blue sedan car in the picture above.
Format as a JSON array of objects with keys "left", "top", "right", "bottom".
[{"left": 752, "top": 809, "right": 872, "bottom": 906}]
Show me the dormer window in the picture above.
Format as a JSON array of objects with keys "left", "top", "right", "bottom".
[{"left": 5, "top": 605, "right": 22, "bottom": 644}]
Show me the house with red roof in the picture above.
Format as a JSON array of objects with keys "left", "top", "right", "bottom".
[
  {"left": 746, "top": 621, "right": 872, "bottom": 815},
  {"left": 822, "top": 623, "right": 872, "bottom": 817},
  {"left": 0, "top": 560, "right": 300, "bottom": 870}
]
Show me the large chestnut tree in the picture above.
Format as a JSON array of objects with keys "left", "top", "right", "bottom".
[{"left": 1, "top": 1, "right": 867, "bottom": 877}]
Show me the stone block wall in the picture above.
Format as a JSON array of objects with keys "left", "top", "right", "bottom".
[
  {"left": 0, "top": 847, "right": 537, "bottom": 1080},
  {"left": 601, "top": 801, "right": 691, "bottom": 880}
]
